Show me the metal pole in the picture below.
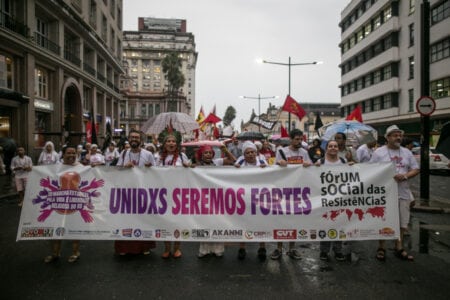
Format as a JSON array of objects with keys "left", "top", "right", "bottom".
[
  {"left": 258, "top": 94, "right": 261, "bottom": 132},
  {"left": 288, "top": 56, "right": 291, "bottom": 132},
  {"left": 420, "top": 0, "right": 430, "bottom": 202}
]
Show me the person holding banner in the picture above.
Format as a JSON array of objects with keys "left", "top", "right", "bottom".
[
  {"left": 11, "top": 147, "right": 33, "bottom": 207},
  {"left": 234, "top": 141, "right": 268, "bottom": 261},
  {"left": 315, "top": 140, "right": 348, "bottom": 262},
  {"left": 156, "top": 134, "right": 190, "bottom": 259},
  {"left": 370, "top": 125, "right": 419, "bottom": 261},
  {"left": 114, "top": 129, "right": 156, "bottom": 256},
  {"left": 88, "top": 144, "right": 105, "bottom": 167},
  {"left": 44, "top": 145, "right": 81, "bottom": 263},
  {"left": 271, "top": 129, "right": 312, "bottom": 260},
  {"left": 193, "top": 144, "right": 236, "bottom": 258}
]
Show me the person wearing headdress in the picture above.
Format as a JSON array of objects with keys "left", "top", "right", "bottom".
[
  {"left": 234, "top": 141, "right": 267, "bottom": 261},
  {"left": 193, "top": 143, "right": 236, "bottom": 258},
  {"left": 156, "top": 134, "right": 190, "bottom": 258},
  {"left": 38, "top": 141, "right": 60, "bottom": 165}
]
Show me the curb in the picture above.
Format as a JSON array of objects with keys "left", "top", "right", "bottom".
[{"left": 412, "top": 206, "right": 450, "bottom": 214}]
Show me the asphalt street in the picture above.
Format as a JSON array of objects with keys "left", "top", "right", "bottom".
[{"left": 1, "top": 173, "right": 450, "bottom": 300}]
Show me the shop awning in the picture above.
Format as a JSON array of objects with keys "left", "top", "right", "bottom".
[{"left": 0, "top": 88, "right": 29, "bottom": 103}]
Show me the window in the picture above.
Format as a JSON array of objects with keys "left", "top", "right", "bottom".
[
  {"left": 89, "top": 0, "right": 97, "bottom": 28},
  {"left": 373, "top": 14, "right": 381, "bottom": 29},
  {"left": 409, "top": 56, "right": 414, "bottom": 79},
  {"left": 365, "top": 73, "right": 372, "bottom": 87},
  {"left": 35, "top": 67, "right": 49, "bottom": 99},
  {"left": 36, "top": 18, "right": 48, "bottom": 48},
  {"left": 0, "top": 54, "right": 13, "bottom": 89},
  {"left": 408, "top": 89, "right": 414, "bottom": 112},
  {"left": 101, "top": 14, "right": 107, "bottom": 42},
  {"left": 431, "top": 77, "right": 450, "bottom": 99},
  {"left": 383, "top": 93, "right": 392, "bottom": 109},
  {"left": 373, "top": 97, "right": 381, "bottom": 111},
  {"left": 365, "top": 99, "right": 372, "bottom": 113},
  {"left": 431, "top": 37, "right": 450, "bottom": 62},
  {"left": 383, "top": 65, "right": 392, "bottom": 80},
  {"left": 409, "top": 23, "right": 414, "bottom": 46},
  {"left": 383, "top": 6, "right": 392, "bottom": 21},
  {"left": 431, "top": 0, "right": 450, "bottom": 24},
  {"left": 364, "top": 22, "right": 372, "bottom": 36},
  {"left": 373, "top": 70, "right": 382, "bottom": 84}
]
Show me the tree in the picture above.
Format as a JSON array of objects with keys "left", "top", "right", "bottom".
[
  {"left": 222, "top": 105, "right": 236, "bottom": 126},
  {"left": 162, "top": 52, "right": 185, "bottom": 109}
]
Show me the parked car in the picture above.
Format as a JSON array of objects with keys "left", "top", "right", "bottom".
[{"left": 411, "top": 147, "right": 450, "bottom": 172}]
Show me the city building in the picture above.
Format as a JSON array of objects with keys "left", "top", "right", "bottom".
[
  {"left": 120, "top": 17, "right": 197, "bottom": 133},
  {"left": 241, "top": 102, "right": 341, "bottom": 140},
  {"left": 0, "top": 0, "right": 123, "bottom": 160},
  {"left": 340, "top": 0, "right": 450, "bottom": 142}
]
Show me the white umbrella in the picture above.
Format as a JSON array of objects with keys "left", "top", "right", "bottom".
[{"left": 141, "top": 112, "right": 199, "bottom": 134}]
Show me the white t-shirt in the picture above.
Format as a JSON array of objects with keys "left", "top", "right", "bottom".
[
  {"left": 156, "top": 152, "right": 188, "bottom": 166},
  {"left": 89, "top": 153, "right": 105, "bottom": 165},
  {"left": 356, "top": 144, "right": 374, "bottom": 163},
  {"left": 235, "top": 155, "right": 266, "bottom": 167},
  {"left": 370, "top": 145, "right": 419, "bottom": 200},
  {"left": 276, "top": 146, "right": 311, "bottom": 164},
  {"left": 117, "top": 149, "right": 155, "bottom": 167}
]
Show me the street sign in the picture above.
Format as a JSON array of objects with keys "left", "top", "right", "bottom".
[{"left": 416, "top": 96, "right": 436, "bottom": 116}]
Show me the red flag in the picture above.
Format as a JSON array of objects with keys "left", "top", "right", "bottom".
[
  {"left": 280, "top": 125, "right": 289, "bottom": 138},
  {"left": 346, "top": 105, "right": 363, "bottom": 122},
  {"left": 282, "top": 95, "right": 306, "bottom": 120}
]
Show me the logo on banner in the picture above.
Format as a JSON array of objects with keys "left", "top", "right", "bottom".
[
  {"left": 310, "top": 230, "right": 317, "bottom": 239},
  {"left": 20, "top": 227, "right": 54, "bottom": 238},
  {"left": 273, "top": 229, "right": 297, "bottom": 240},
  {"left": 318, "top": 230, "right": 326, "bottom": 239},
  {"left": 122, "top": 228, "right": 132, "bottom": 237},
  {"left": 379, "top": 227, "right": 395, "bottom": 236},
  {"left": 328, "top": 229, "right": 338, "bottom": 239},
  {"left": 298, "top": 229, "right": 308, "bottom": 239},
  {"left": 55, "top": 227, "right": 65, "bottom": 237},
  {"left": 182, "top": 230, "right": 190, "bottom": 239},
  {"left": 245, "top": 230, "right": 269, "bottom": 240},
  {"left": 192, "top": 229, "right": 210, "bottom": 239},
  {"left": 31, "top": 172, "right": 104, "bottom": 223},
  {"left": 133, "top": 229, "right": 142, "bottom": 237},
  {"left": 211, "top": 229, "right": 243, "bottom": 240},
  {"left": 174, "top": 229, "right": 180, "bottom": 239}
]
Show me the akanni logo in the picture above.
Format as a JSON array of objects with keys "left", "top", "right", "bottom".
[
  {"left": 273, "top": 229, "right": 297, "bottom": 240},
  {"left": 32, "top": 172, "right": 104, "bottom": 223}
]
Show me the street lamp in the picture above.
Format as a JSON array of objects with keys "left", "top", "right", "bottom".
[
  {"left": 259, "top": 57, "right": 322, "bottom": 132},
  {"left": 240, "top": 95, "right": 278, "bottom": 132}
]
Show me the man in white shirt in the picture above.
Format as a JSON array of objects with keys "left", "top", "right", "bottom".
[{"left": 370, "top": 125, "right": 419, "bottom": 261}]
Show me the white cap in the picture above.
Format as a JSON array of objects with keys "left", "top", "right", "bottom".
[
  {"left": 385, "top": 125, "right": 404, "bottom": 138},
  {"left": 242, "top": 141, "right": 257, "bottom": 152}
]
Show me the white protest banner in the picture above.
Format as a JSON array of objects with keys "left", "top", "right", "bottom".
[{"left": 17, "top": 163, "right": 399, "bottom": 242}]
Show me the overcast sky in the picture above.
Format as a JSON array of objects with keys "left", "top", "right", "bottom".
[{"left": 123, "top": 0, "right": 351, "bottom": 128}]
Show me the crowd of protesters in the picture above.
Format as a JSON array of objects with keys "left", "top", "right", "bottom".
[{"left": 8, "top": 124, "right": 422, "bottom": 264}]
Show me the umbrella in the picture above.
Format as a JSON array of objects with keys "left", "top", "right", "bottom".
[
  {"left": 236, "top": 131, "right": 265, "bottom": 141},
  {"left": 319, "top": 120, "right": 377, "bottom": 148},
  {"left": 141, "top": 112, "right": 199, "bottom": 134}
]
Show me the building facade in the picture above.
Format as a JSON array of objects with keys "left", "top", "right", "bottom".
[
  {"left": 0, "top": 0, "right": 123, "bottom": 160},
  {"left": 120, "top": 17, "right": 197, "bottom": 133},
  {"left": 340, "top": 0, "right": 450, "bottom": 142},
  {"left": 241, "top": 102, "right": 341, "bottom": 141}
]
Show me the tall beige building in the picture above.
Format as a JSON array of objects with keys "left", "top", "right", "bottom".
[
  {"left": 0, "top": 0, "right": 123, "bottom": 161},
  {"left": 120, "top": 17, "right": 197, "bottom": 133},
  {"left": 340, "top": 0, "right": 450, "bottom": 140}
]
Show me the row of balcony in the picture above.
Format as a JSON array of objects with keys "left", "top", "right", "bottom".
[{"left": 1, "top": 11, "right": 120, "bottom": 94}]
